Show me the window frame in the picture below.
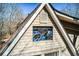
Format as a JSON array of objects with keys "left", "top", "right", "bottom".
[{"left": 32, "top": 26, "right": 53, "bottom": 42}]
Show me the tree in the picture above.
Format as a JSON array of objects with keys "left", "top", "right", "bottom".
[
  {"left": 0, "top": 4, "right": 5, "bottom": 41},
  {"left": 0, "top": 3, "right": 24, "bottom": 42},
  {"left": 61, "top": 3, "right": 79, "bottom": 19}
]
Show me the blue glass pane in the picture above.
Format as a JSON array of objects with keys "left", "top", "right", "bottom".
[{"left": 33, "top": 26, "right": 53, "bottom": 42}]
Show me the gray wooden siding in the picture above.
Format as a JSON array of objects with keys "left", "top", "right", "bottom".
[{"left": 9, "top": 9, "right": 70, "bottom": 56}]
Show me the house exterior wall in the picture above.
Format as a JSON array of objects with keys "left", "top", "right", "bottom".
[{"left": 9, "top": 9, "right": 70, "bottom": 56}]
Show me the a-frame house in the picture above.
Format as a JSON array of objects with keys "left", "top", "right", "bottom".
[{"left": 0, "top": 3, "right": 79, "bottom": 56}]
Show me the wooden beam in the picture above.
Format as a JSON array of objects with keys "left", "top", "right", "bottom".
[
  {"left": 46, "top": 4, "right": 78, "bottom": 56},
  {"left": 64, "top": 27, "right": 79, "bottom": 35},
  {"left": 61, "top": 20, "right": 79, "bottom": 32},
  {"left": 73, "top": 35, "right": 78, "bottom": 47},
  {"left": 2, "top": 4, "right": 46, "bottom": 56}
]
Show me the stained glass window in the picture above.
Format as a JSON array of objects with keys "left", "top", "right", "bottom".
[{"left": 33, "top": 26, "right": 53, "bottom": 42}]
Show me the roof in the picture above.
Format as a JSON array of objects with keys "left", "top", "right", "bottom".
[
  {"left": 56, "top": 12, "right": 79, "bottom": 25},
  {"left": 0, "top": 3, "right": 78, "bottom": 56}
]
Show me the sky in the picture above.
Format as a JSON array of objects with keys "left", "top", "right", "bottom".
[
  {"left": 17, "top": 3, "right": 38, "bottom": 15},
  {"left": 17, "top": 3, "right": 66, "bottom": 15},
  {"left": 16, "top": 3, "right": 79, "bottom": 19},
  {"left": 53, "top": 3, "right": 67, "bottom": 10}
]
